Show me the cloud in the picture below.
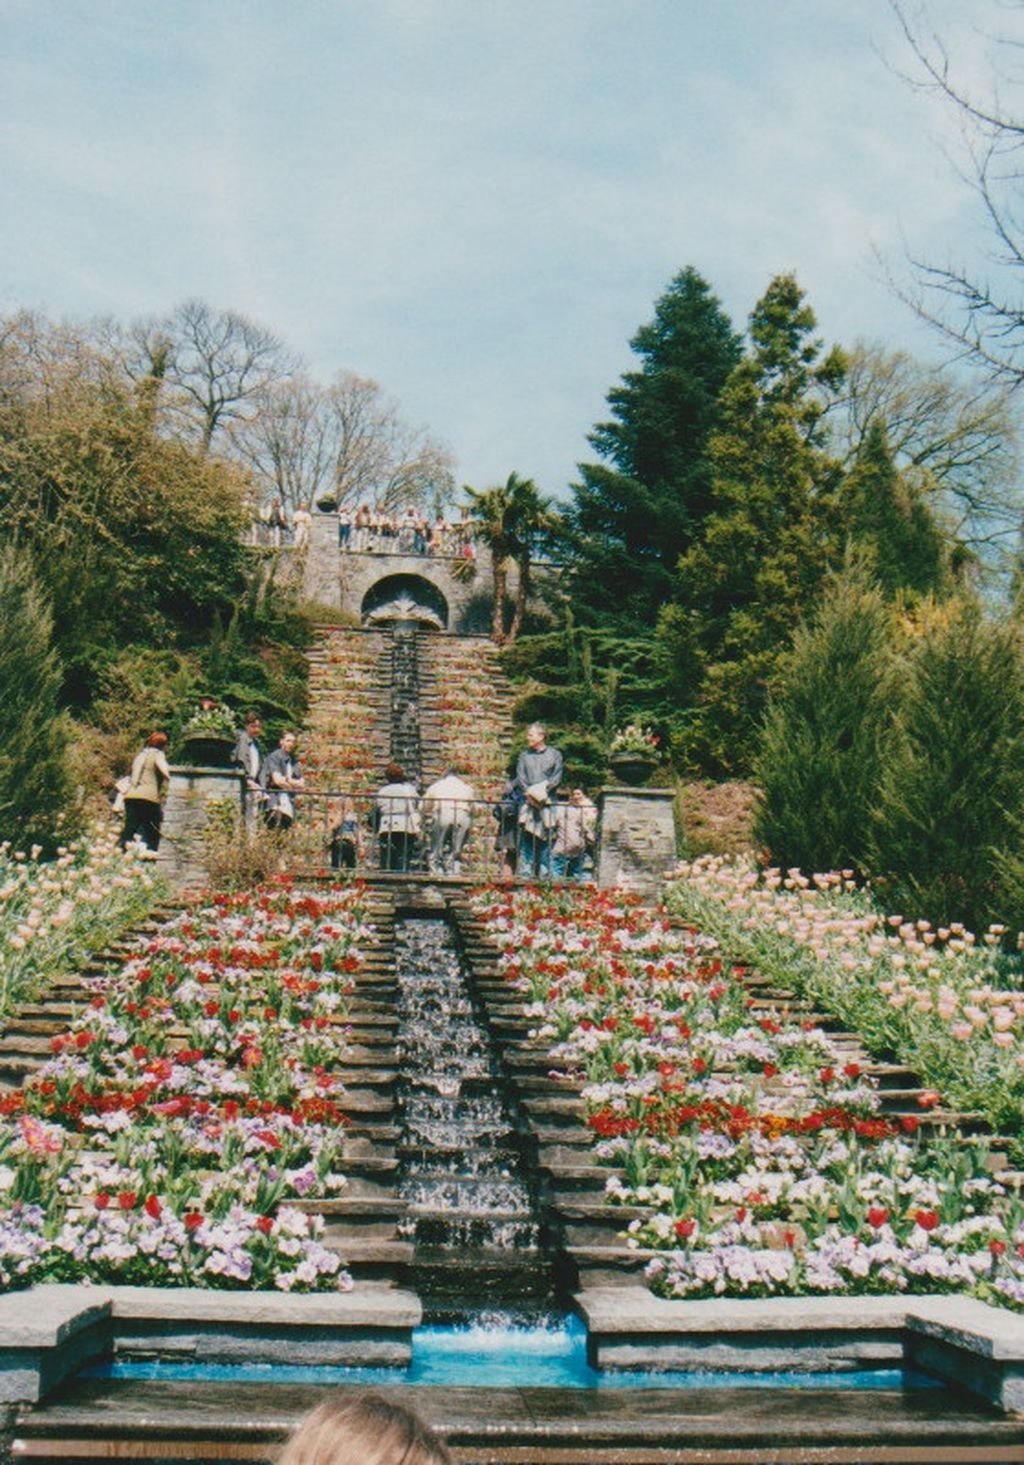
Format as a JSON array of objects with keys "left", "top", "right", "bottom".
[{"left": 0, "top": 0, "right": 1015, "bottom": 492}]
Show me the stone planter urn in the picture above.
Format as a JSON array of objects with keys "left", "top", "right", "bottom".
[
  {"left": 181, "top": 734, "right": 235, "bottom": 769},
  {"left": 608, "top": 754, "right": 658, "bottom": 787}
]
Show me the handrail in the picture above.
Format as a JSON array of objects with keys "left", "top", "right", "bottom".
[{"left": 246, "top": 788, "right": 596, "bottom": 882}]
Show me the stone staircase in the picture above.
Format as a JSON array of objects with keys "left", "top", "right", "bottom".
[
  {"left": 446, "top": 897, "right": 1016, "bottom": 1298},
  {"left": 0, "top": 901, "right": 187, "bottom": 1091},
  {"left": 418, "top": 634, "right": 515, "bottom": 799},
  {"left": 0, "top": 890, "right": 414, "bottom": 1293},
  {"left": 302, "top": 627, "right": 391, "bottom": 795}
]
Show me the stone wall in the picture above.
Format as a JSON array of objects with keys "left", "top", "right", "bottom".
[
  {"left": 157, "top": 768, "right": 246, "bottom": 888},
  {"left": 300, "top": 510, "right": 525, "bottom": 632},
  {"left": 595, "top": 787, "right": 678, "bottom": 897}
]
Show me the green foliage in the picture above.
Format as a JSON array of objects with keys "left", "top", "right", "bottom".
[
  {"left": 842, "top": 422, "right": 950, "bottom": 599},
  {"left": 667, "top": 274, "right": 848, "bottom": 774},
  {"left": 567, "top": 266, "right": 742, "bottom": 633},
  {"left": 0, "top": 315, "right": 312, "bottom": 782},
  {"left": 870, "top": 600, "right": 1024, "bottom": 929},
  {"left": 0, "top": 544, "right": 75, "bottom": 848},
  {"left": 754, "top": 561, "right": 895, "bottom": 874}
]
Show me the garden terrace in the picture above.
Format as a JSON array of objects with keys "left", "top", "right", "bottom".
[
  {"left": 302, "top": 627, "right": 391, "bottom": 796},
  {"left": 0, "top": 882, "right": 417, "bottom": 1297},
  {"left": 667, "top": 858, "right": 1024, "bottom": 1143},
  {"left": 461, "top": 885, "right": 1024, "bottom": 1308},
  {"left": 5, "top": 880, "right": 1024, "bottom": 1458},
  {"left": 418, "top": 633, "right": 515, "bottom": 801}
]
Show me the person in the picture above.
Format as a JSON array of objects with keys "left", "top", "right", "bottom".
[
  {"left": 551, "top": 787, "right": 597, "bottom": 882},
  {"left": 353, "top": 503, "right": 371, "bottom": 552},
  {"left": 278, "top": 1393, "right": 451, "bottom": 1465},
  {"left": 268, "top": 497, "right": 288, "bottom": 548},
  {"left": 515, "top": 723, "right": 563, "bottom": 878},
  {"left": 119, "top": 732, "right": 171, "bottom": 855},
  {"left": 292, "top": 502, "right": 312, "bottom": 550},
  {"left": 233, "top": 712, "right": 264, "bottom": 791},
  {"left": 260, "top": 731, "right": 306, "bottom": 832},
  {"left": 422, "top": 766, "right": 475, "bottom": 876},
  {"left": 374, "top": 762, "right": 421, "bottom": 871},
  {"left": 337, "top": 503, "right": 353, "bottom": 550},
  {"left": 492, "top": 757, "right": 523, "bottom": 882},
  {"left": 329, "top": 796, "right": 365, "bottom": 870}
]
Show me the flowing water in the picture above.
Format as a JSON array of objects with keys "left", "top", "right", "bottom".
[
  {"left": 390, "top": 625, "right": 422, "bottom": 782},
  {"left": 82, "top": 1312, "right": 944, "bottom": 1391},
  {"left": 394, "top": 914, "right": 550, "bottom": 1310}
]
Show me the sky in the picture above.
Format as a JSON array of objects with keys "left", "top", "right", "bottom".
[{"left": 0, "top": 0, "right": 1015, "bottom": 498}]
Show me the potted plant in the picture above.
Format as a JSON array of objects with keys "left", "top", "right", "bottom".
[
  {"left": 608, "top": 724, "right": 661, "bottom": 786},
  {"left": 180, "top": 701, "right": 237, "bottom": 768}
]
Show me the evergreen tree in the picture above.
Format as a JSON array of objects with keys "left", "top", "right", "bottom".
[
  {"left": 0, "top": 544, "right": 73, "bottom": 848},
  {"left": 842, "top": 421, "right": 950, "bottom": 599},
  {"left": 567, "top": 266, "right": 742, "bottom": 631},
  {"left": 870, "top": 600, "right": 1024, "bottom": 930},
  {"left": 754, "top": 560, "right": 894, "bottom": 874},
  {"left": 664, "top": 274, "right": 847, "bottom": 774}
]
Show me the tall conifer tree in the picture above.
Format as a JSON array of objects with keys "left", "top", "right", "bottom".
[
  {"left": 664, "top": 274, "right": 847, "bottom": 773},
  {"left": 567, "top": 267, "right": 742, "bottom": 631},
  {"left": 843, "top": 421, "right": 949, "bottom": 599}
]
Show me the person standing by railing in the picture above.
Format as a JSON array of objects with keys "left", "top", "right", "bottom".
[
  {"left": 373, "top": 762, "right": 421, "bottom": 871},
  {"left": 422, "top": 766, "right": 475, "bottom": 876},
  {"left": 515, "top": 722, "right": 563, "bottom": 879},
  {"left": 551, "top": 788, "right": 596, "bottom": 881},
  {"left": 292, "top": 502, "right": 312, "bottom": 550},
  {"left": 260, "top": 730, "right": 305, "bottom": 832}
]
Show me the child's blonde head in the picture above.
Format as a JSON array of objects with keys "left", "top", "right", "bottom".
[{"left": 278, "top": 1394, "right": 452, "bottom": 1465}]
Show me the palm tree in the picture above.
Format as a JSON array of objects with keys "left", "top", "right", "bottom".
[
  {"left": 465, "top": 473, "right": 555, "bottom": 645},
  {"left": 507, "top": 477, "right": 555, "bottom": 645}
]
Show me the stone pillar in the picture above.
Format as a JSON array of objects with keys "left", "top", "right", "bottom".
[
  {"left": 158, "top": 768, "right": 246, "bottom": 888},
  {"left": 302, "top": 511, "right": 341, "bottom": 608},
  {"left": 595, "top": 786, "right": 678, "bottom": 897}
]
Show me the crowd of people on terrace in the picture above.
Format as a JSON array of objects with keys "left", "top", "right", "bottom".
[
  {"left": 118, "top": 714, "right": 596, "bottom": 881},
  {"left": 248, "top": 498, "right": 479, "bottom": 559}
]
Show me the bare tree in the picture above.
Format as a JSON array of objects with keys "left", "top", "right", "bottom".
[
  {"left": 161, "top": 299, "right": 294, "bottom": 451},
  {"left": 892, "top": 2, "right": 1024, "bottom": 385},
  {"left": 829, "top": 342, "right": 1020, "bottom": 551},
  {"left": 230, "top": 375, "right": 339, "bottom": 510},
  {"left": 328, "top": 371, "right": 455, "bottom": 513}
]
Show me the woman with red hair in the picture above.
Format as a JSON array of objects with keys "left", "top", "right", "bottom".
[{"left": 118, "top": 731, "right": 171, "bottom": 855}]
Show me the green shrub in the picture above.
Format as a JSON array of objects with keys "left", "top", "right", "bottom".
[
  {"left": 0, "top": 545, "right": 75, "bottom": 849},
  {"left": 870, "top": 600, "right": 1024, "bottom": 929},
  {"left": 754, "top": 563, "right": 894, "bottom": 874}
]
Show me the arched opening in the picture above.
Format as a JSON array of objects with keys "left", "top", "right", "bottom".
[{"left": 361, "top": 573, "right": 449, "bottom": 630}]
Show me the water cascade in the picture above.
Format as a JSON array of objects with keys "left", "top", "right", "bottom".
[
  {"left": 389, "top": 625, "right": 421, "bottom": 783},
  {"left": 394, "top": 913, "right": 552, "bottom": 1316}
]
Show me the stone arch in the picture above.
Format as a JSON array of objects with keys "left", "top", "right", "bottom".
[{"left": 361, "top": 573, "right": 449, "bottom": 630}]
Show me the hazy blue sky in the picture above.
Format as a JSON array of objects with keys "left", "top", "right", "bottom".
[{"left": 0, "top": 1, "right": 1010, "bottom": 495}]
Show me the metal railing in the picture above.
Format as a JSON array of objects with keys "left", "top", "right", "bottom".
[{"left": 248, "top": 790, "right": 597, "bottom": 882}]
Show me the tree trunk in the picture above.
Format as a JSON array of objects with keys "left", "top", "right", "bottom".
[
  {"left": 491, "top": 556, "right": 508, "bottom": 644},
  {"left": 507, "top": 555, "right": 530, "bottom": 645}
]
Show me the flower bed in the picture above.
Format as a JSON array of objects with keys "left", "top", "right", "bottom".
[
  {"left": 0, "top": 882, "right": 372, "bottom": 1293},
  {"left": 0, "top": 827, "right": 163, "bottom": 1023},
  {"left": 666, "top": 858, "right": 1024, "bottom": 1140},
  {"left": 470, "top": 884, "right": 1024, "bottom": 1309}
]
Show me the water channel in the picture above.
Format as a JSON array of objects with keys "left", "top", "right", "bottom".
[{"left": 394, "top": 912, "right": 552, "bottom": 1315}]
